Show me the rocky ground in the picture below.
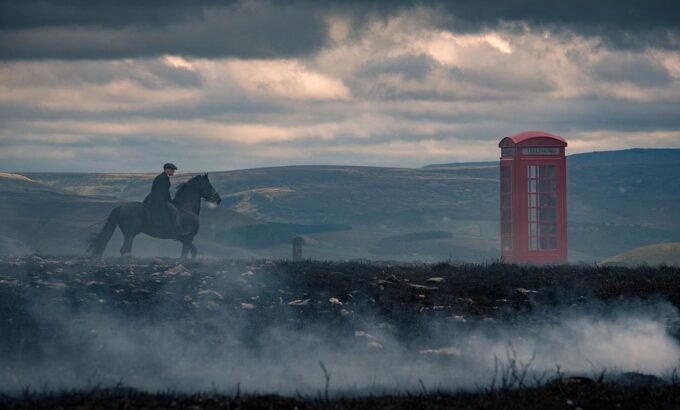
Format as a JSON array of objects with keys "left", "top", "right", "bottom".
[{"left": 1, "top": 256, "right": 680, "bottom": 408}]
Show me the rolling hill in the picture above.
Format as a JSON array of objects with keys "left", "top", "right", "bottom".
[
  {"left": 602, "top": 243, "right": 680, "bottom": 267},
  {"left": 5, "top": 148, "right": 680, "bottom": 261}
]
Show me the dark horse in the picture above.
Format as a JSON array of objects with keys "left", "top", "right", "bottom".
[{"left": 87, "top": 174, "right": 221, "bottom": 258}]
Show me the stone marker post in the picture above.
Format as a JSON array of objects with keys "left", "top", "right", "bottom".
[{"left": 292, "top": 236, "right": 303, "bottom": 261}]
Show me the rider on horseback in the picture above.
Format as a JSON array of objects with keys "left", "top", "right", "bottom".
[{"left": 143, "top": 163, "right": 186, "bottom": 236}]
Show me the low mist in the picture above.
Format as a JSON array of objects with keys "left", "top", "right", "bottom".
[{"left": 2, "top": 273, "right": 678, "bottom": 395}]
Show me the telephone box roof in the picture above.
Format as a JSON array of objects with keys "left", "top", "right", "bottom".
[{"left": 498, "top": 131, "right": 567, "bottom": 148}]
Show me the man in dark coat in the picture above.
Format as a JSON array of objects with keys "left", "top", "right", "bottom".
[{"left": 143, "top": 163, "right": 183, "bottom": 236}]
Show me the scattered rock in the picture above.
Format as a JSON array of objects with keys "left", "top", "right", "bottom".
[
  {"left": 130, "top": 288, "right": 152, "bottom": 294},
  {"left": 409, "top": 283, "right": 438, "bottom": 291},
  {"left": 354, "top": 331, "right": 376, "bottom": 339},
  {"left": 241, "top": 302, "right": 255, "bottom": 309},
  {"left": 418, "top": 347, "right": 461, "bottom": 357},
  {"left": 197, "top": 290, "right": 223, "bottom": 300},
  {"left": 288, "top": 299, "right": 311, "bottom": 306},
  {"left": 165, "top": 264, "right": 190, "bottom": 276},
  {"left": 426, "top": 277, "right": 445, "bottom": 283},
  {"left": 34, "top": 280, "right": 67, "bottom": 289},
  {"left": 354, "top": 331, "right": 382, "bottom": 348},
  {"left": 329, "top": 297, "right": 343, "bottom": 306}
]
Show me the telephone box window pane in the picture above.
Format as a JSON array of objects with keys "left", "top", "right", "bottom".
[
  {"left": 540, "top": 224, "right": 556, "bottom": 235},
  {"left": 528, "top": 180, "right": 537, "bottom": 193},
  {"left": 529, "top": 194, "right": 537, "bottom": 207},
  {"left": 528, "top": 165, "right": 537, "bottom": 178},
  {"left": 539, "top": 165, "right": 556, "bottom": 178},
  {"left": 529, "top": 237, "right": 538, "bottom": 250},
  {"left": 529, "top": 223, "right": 538, "bottom": 236},
  {"left": 526, "top": 163, "right": 560, "bottom": 253},
  {"left": 540, "top": 236, "right": 557, "bottom": 250},
  {"left": 500, "top": 165, "right": 512, "bottom": 251},
  {"left": 539, "top": 208, "right": 557, "bottom": 222},
  {"left": 539, "top": 195, "right": 556, "bottom": 207}
]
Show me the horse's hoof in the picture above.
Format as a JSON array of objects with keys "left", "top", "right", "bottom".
[{"left": 121, "top": 253, "right": 133, "bottom": 258}]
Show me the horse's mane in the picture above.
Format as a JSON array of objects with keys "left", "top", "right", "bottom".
[
  {"left": 176, "top": 174, "right": 203, "bottom": 192},
  {"left": 174, "top": 174, "right": 205, "bottom": 201}
]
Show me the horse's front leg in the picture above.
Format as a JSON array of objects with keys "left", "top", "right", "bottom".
[{"left": 189, "top": 241, "right": 197, "bottom": 258}]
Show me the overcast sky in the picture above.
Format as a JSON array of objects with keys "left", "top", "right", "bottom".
[{"left": 1, "top": 0, "right": 679, "bottom": 172}]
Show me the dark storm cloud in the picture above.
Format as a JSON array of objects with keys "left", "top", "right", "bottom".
[
  {"left": 379, "top": 0, "right": 680, "bottom": 50},
  {"left": 592, "top": 54, "right": 673, "bottom": 87},
  {"left": 0, "top": 1, "right": 329, "bottom": 59},
  {"left": 1, "top": 0, "right": 679, "bottom": 60}
]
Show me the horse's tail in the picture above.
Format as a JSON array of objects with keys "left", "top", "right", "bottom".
[{"left": 87, "top": 206, "right": 121, "bottom": 257}]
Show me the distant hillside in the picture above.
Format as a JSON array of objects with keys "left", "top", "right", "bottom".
[
  {"left": 21, "top": 172, "right": 154, "bottom": 198},
  {"left": 0, "top": 172, "right": 74, "bottom": 194},
  {"left": 423, "top": 161, "right": 496, "bottom": 168},
  {"left": 603, "top": 243, "right": 680, "bottom": 267},
  {"left": 8, "top": 148, "right": 680, "bottom": 261},
  {"left": 568, "top": 148, "right": 680, "bottom": 165},
  {"left": 0, "top": 173, "right": 117, "bottom": 255},
  {"left": 0, "top": 172, "right": 257, "bottom": 257},
  {"left": 423, "top": 148, "right": 680, "bottom": 168}
]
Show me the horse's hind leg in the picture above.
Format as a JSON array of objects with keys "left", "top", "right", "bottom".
[
  {"left": 180, "top": 238, "right": 197, "bottom": 259},
  {"left": 120, "top": 233, "right": 136, "bottom": 256}
]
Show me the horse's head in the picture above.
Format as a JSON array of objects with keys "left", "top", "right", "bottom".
[{"left": 196, "top": 173, "right": 221, "bottom": 205}]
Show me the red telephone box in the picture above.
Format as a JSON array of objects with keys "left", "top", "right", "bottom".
[{"left": 499, "top": 131, "right": 568, "bottom": 264}]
